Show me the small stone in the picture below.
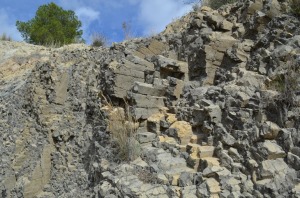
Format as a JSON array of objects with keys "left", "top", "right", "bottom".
[
  {"left": 92, "top": 162, "right": 99, "bottom": 168},
  {"left": 136, "top": 132, "right": 156, "bottom": 143}
]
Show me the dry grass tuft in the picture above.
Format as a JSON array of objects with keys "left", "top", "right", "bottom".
[
  {"left": 91, "top": 33, "right": 107, "bottom": 47},
  {"left": 100, "top": 93, "right": 141, "bottom": 162},
  {"left": 0, "top": 33, "right": 12, "bottom": 41}
]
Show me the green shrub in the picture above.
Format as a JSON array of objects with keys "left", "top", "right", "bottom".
[
  {"left": 16, "top": 2, "right": 83, "bottom": 46},
  {"left": 202, "top": 0, "right": 238, "bottom": 9},
  {"left": 0, "top": 33, "right": 12, "bottom": 41},
  {"left": 291, "top": 0, "right": 300, "bottom": 16},
  {"left": 267, "top": 57, "right": 300, "bottom": 108},
  {"left": 187, "top": 0, "right": 238, "bottom": 10},
  {"left": 91, "top": 33, "right": 107, "bottom": 47}
]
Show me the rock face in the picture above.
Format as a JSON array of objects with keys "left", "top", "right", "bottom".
[{"left": 1, "top": 0, "right": 300, "bottom": 197}]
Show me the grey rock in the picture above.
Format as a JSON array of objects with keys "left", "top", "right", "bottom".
[{"left": 136, "top": 132, "right": 157, "bottom": 144}]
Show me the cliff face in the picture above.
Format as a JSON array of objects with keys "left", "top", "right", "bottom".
[{"left": 1, "top": 0, "right": 300, "bottom": 197}]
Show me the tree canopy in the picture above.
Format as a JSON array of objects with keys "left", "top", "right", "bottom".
[{"left": 16, "top": 2, "right": 83, "bottom": 46}]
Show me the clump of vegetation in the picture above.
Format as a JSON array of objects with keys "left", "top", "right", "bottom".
[
  {"left": 134, "top": 168, "right": 158, "bottom": 184},
  {"left": 16, "top": 2, "right": 83, "bottom": 47},
  {"left": 122, "top": 21, "right": 134, "bottom": 40},
  {"left": 263, "top": 56, "right": 300, "bottom": 126},
  {"left": 186, "top": 0, "right": 238, "bottom": 10},
  {"left": 91, "top": 33, "right": 107, "bottom": 47},
  {"left": 100, "top": 93, "right": 141, "bottom": 162},
  {"left": 0, "top": 33, "right": 12, "bottom": 41},
  {"left": 269, "top": 60, "right": 299, "bottom": 108},
  {"left": 202, "top": 0, "right": 238, "bottom": 9},
  {"left": 291, "top": 0, "right": 300, "bottom": 16}
]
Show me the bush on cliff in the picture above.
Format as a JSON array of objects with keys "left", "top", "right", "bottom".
[
  {"left": 16, "top": 2, "right": 83, "bottom": 46},
  {"left": 291, "top": 0, "right": 300, "bottom": 16},
  {"left": 0, "top": 33, "right": 12, "bottom": 41},
  {"left": 188, "top": 0, "right": 238, "bottom": 10},
  {"left": 203, "top": 0, "right": 238, "bottom": 9},
  {"left": 91, "top": 33, "right": 107, "bottom": 47}
]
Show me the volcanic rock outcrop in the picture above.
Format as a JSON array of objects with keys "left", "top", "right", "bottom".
[{"left": 1, "top": 0, "right": 300, "bottom": 197}]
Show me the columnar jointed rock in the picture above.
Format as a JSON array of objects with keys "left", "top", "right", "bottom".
[{"left": 1, "top": 0, "right": 300, "bottom": 197}]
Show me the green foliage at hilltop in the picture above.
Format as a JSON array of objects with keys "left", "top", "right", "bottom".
[
  {"left": 16, "top": 2, "right": 83, "bottom": 46},
  {"left": 291, "top": 0, "right": 300, "bottom": 16},
  {"left": 186, "top": 0, "right": 238, "bottom": 10},
  {"left": 0, "top": 33, "right": 12, "bottom": 41}
]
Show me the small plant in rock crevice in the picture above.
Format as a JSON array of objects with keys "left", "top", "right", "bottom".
[
  {"left": 100, "top": 92, "right": 141, "bottom": 162},
  {"left": 0, "top": 33, "right": 12, "bottom": 41},
  {"left": 262, "top": 55, "right": 300, "bottom": 126},
  {"left": 122, "top": 21, "right": 134, "bottom": 40},
  {"left": 290, "top": 0, "right": 300, "bottom": 16},
  {"left": 185, "top": 0, "right": 238, "bottom": 10},
  {"left": 91, "top": 33, "right": 108, "bottom": 47},
  {"left": 134, "top": 167, "right": 158, "bottom": 184}
]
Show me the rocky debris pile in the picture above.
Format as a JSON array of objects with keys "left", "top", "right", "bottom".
[{"left": 1, "top": 0, "right": 300, "bottom": 197}]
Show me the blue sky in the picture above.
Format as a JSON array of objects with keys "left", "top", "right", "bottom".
[{"left": 0, "top": 0, "right": 193, "bottom": 44}]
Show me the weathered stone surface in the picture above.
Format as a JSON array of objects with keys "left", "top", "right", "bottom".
[
  {"left": 132, "top": 107, "right": 161, "bottom": 119},
  {"left": 132, "top": 81, "right": 166, "bottom": 96},
  {"left": 181, "top": 185, "right": 198, "bottom": 198},
  {"left": 152, "top": 55, "right": 188, "bottom": 81},
  {"left": 147, "top": 112, "right": 165, "bottom": 134},
  {"left": 259, "top": 140, "right": 286, "bottom": 159},
  {"left": 136, "top": 132, "right": 157, "bottom": 144},
  {"left": 287, "top": 152, "right": 300, "bottom": 171},
  {"left": 129, "top": 93, "right": 165, "bottom": 108},
  {"left": 206, "top": 178, "right": 221, "bottom": 195},
  {"left": 260, "top": 121, "right": 280, "bottom": 139},
  {"left": 187, "top": 144, "right": 215, "bottom": 158},
  {"left": 24, "top": 144, "right": 54, "bottom": 198},
  {"left": 259, "top": 158, "right": 291, "bottom": 179},
  {"left": 168, "top": 121, "right": 193, "bottom": 145},
  {"left": 1, "top": 1, "right": 300, "bottom": 197}
]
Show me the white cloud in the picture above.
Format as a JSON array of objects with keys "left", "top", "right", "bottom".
[
  {"left": 56, "top": 0, "right": 192, "bottom": 41},
  {"left": 57, "top": 0, "right": 192, "bottom": 38},
  {"left": 136, "top": 0, "right": 192, "bottom": 35},
  {"left": 0, "top": 0, "right": 193, "bottom": 43},
  {"left": 75, "top": 7, "right": 100, "bottom": 42},
  {"left": 0, "top": 8, "right": 22, "bottom": 41},
  {"left": 75, "top": 7, "right": 100, "bottom": 26},
  {"left": 58, "top": 1, "right": 102, "bottom": 42}
]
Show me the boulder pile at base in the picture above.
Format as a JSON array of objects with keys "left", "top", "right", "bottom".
[{"left": 0, "top": 0, "right": 300, "bottom": 197}]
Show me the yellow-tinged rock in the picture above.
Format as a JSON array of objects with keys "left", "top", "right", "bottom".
[
  {"left": 171, "top": 175, "right": 180, "bottom": 186},
  {"left": 177, "top": 144, "right": 187, "bottom": 152},
  {"left": 199, "top": 146, "right": 215, "bottom": 158},
  {"left": 201, "top": 157, "right": 220, "bottom": 168},
  {"left": 187, "top": 144, "right": 215, "bottom": 158},
  {"left": 187, "top": 143, "right": 199, "bottom": 158},
  {"left": 190, "top": 135, "right": 200, "bottom": 144},
  {"left": 188, "top": 155, "right": 201, "bottom": 171},
  {"left": 166, "top": 113, "right": 177, "bottom": 125},
  {"left": 164, "top": 136, "right": 178, "bottom": 145},
  {"left": 201, "top": 6, "right": 213, "bottom": 12},
  {"left": 261, "top": 121, "right": 280, "bottom": 139},
  {"left": 169, "top": 121, "right": 193, "bottom": 145},
  {"left": 148, "top": 112, "right": 165, "bottom": 134},
  {"left": 148, "top": 112, "right": 165, "bottom": 123},
  {"left": 206, "top": 178, "right": 221, "bottom": 195},
  {"left": 158, "top": 136, "right": 165, "bottom": 142}
]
